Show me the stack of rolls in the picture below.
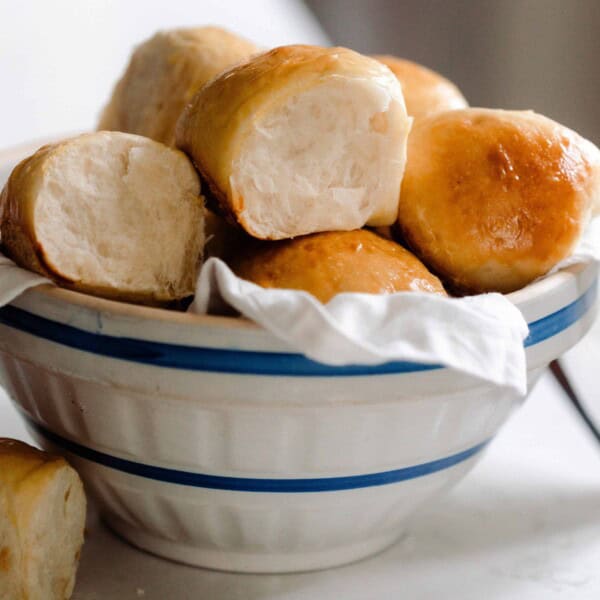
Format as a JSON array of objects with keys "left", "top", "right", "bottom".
[
  {"left": 2, "top": 25, "right": 600, "bottom": 305},
  {"left": 171, "top": 33, "right": 600, "bottom": 300}
]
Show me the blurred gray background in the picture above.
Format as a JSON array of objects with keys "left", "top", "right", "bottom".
[{"left": 307, "top": 0, "right": 600, "bottom": 143}]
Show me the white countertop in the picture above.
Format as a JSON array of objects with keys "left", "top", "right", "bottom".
[{"left": 2, "top": 320, "right": 600, "bottom": 599}]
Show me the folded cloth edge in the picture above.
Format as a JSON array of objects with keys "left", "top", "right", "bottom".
[{"left": 190, "top": 257, "right": 530, "bottom": 396}]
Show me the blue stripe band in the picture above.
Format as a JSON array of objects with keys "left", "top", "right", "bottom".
[
  {"left": 25, "top": 417, "right": 489, "bottom": 493},
  {"left": 0, "top": 304, "right": 440, "bottom": 376},
  {"left": 0, "top": 279, "right": 595, "bottom": 376},
  {"left": 524, "top": 280, "right": 597, "bottom": 346}
]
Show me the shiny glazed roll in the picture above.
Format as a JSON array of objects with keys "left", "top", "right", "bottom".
[
  {"left": 98, "top": 27, "right": 259, "bottom": 145},
  {"left": 177, "top": 45, "right": 412, "bottom": 240},
  {"left": 0, "top": 132, "right": 204, "bottom": 304},
  {"left": 231, "top": 229, "right": 446, "bottom": 303},
  {"left": 374, "top": 55, "right": 468, "bottom": 118},
  {"left": 0, "top": 439, "right": 86, "bottom": 600},
  {"left": 398, "top": 108, "right": 600, "bottom": 294}
]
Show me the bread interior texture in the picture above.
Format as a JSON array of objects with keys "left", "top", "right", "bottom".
[
  {"left": 35, "top": 134, "right": 202, "bottom": 299},
  {"left": 230, "top": 77, "right": 408, "bottom": 239},
  {"left": 20, "top": 467, "right": 86, "bottom": 600},
  {"left": 0, "top": 488, "right": 20, "bottom": 598}
]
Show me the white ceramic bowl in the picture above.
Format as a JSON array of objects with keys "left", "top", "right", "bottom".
[{"left": 0, "top": 143, "right": 597, "bottom": 572}]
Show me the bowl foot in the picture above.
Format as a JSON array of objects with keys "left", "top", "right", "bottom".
[{"left": 104, "top": 515, "right": 403, "bottom": 573}]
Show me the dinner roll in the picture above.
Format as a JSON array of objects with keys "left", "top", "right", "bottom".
[
  {"left": 98, "top": 27, "right": 258, "bottom": 145},
  {"left": 374, "top": 55, "right": 467, "bottom": 118},
  {"left": 0, "top": 439, "right": 86, "bottom": 600},
  {"left": 0, "top": 132, "right": 204, "bottom": 304},
  {"left": 398, "top": 108, "right": 600, "bottom": 294},
  {"left": 231, "top": 230, "right": 446, "bottom": 303},
  {"left": 177, "top": 45, "right": 411, "bottom": 239}
]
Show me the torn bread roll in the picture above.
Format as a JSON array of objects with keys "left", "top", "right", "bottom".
[
  {"left": 374, "top": 55, "right": 467, "bottom": 118},
  {"left": 177, "top": 45, "right": 411, "bottom": 239},
  {"left": 98, "top": 26, "right": 259, "bottom": 145},
  {"left": 231, "top": 229, "right": 446, "bottom": 303},
  {"left": 0, "top": 439, "right": 86, "bottom": 600},
  {"left": 0, "top": 131, "right": 204, "bottom": 304},
  {"left": 398, "top": 108, "right": 600, "bottom": 294}
]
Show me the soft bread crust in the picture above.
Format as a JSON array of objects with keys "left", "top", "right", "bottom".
[
  {"left": 176, "top": 44, "right": 411, "bottom": 239},
  {"left": 374, "top": 55, "right": 468, "bottom": 118},
  {"left": 398, "top": 108, "right": 600, "bottom": 294},
  {"left": 1, "top": 131, "right": 204, "bottom": 304},
  {"left": 0, "top": 439, "right": 86, "bottom": 600},
  {"left": 231, "top": 229, "right": 446, "bottom": 303},
  {"left": 98, "top": 27, "right": 258, "bottom": 145}
]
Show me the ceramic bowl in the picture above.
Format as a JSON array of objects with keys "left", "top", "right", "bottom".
[{"left": 0, "top": 143, "right": 597, "bottom": 573}]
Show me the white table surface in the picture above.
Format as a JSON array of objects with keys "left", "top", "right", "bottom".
[{"left": 2, "top": 318, "right": 600, "bottom": 599}]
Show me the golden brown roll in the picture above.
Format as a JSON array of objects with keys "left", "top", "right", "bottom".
[
  {"left": 398, "top": 108, "right": 600, "bottom": 294},
  {"left": 0, "top": 439, "right": 86, "bottom": 600},
  {"left": 177, "top": 45, "right": 411, "bottom": 240},
  {"left": 231, "top": 230, "right": 446, "bottom": 303},
  {"left": 374, "top": 55, "right": 468, "bottom": 118},
  {"left": 98, "top": 27, "right": 259, "bottom": 145},
  {"left": 0, "top": 132, "right": 204, "bottom": 304}
]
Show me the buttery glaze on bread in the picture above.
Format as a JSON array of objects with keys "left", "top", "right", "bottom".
[
  {"left": 398, "top": 108, "right": 600, "bottom": 294},
  {"left": 0, "top": 131, "right": 204, "bottom": 304},
  {"left": 177, "top": 44, "right": 412, "bottom": 240},
  {"left": 231, "top": 230, "right": 446, "bottom": 303},
  {"left": 98, "top": 26, "right": 258, "bottom": 145},
  {"left": 373, "top": 56, "right": 468, "bottom": 118},
  {"left": 0, "top": 439, "right": 86, "bottom": 600}
]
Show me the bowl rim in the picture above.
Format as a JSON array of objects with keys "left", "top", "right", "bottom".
[{"left": 13, "top": 252, "right": 591, "bottom": 334}]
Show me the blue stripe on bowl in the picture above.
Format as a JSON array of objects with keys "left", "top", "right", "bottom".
[
  {"left": 0, "top": 279, "right": 596, "bottom": 376},
  {"left": 25, "top": 416, "right": 489, "bottom": 492},
  {"left": 0, "top": 303, "right": 440, "bottom": 376},
  {"left": 525, "top": 280, "right": 597, "bottom": 346}
]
